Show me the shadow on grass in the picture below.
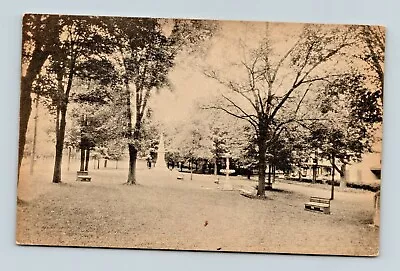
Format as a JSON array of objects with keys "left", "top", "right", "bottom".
[
  {"left": 122, "top": 182, "right": 143, "bottom": 186},
  {"left": 240, "top": 185, "right": 295, "bottom": 201},
  {"left": 255, "top": 185, "right": 294, "bottom": 194},
  {"left": 267, "top": 187, "right": 294, "bottom": 194},
  {"left": 239, "top": 191, "right": 272, "bottom": 201},
  {"left": 52, "top": 182, "right": 74, "bottom": 187}
]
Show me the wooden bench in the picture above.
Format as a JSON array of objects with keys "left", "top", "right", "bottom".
[
  {"left": 76, "top": 175, "right": 92, "bottom": 182},
  {"left": 304, "top": 197, "right": 330, "bottom": 214}
]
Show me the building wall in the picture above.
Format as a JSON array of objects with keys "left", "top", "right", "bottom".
[
  {"left": 291, "top": 152, "right": 381, "bottom": 185},
  {"left": 347, "top": 152, "right": 381, "bottom": 184}
]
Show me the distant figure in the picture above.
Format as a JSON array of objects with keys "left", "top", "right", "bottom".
[
  {"left": 178, "top": 162, "right": 182, "bottom": 172},
  {"left": 168, "top": 161, "right": 173, "bottom": 171},
  {"left": 146, "top": 155, "right": 152, "bottom": 169}
]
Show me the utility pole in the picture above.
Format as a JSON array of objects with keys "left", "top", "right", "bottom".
[
  {"left": 30, "top": 94, "right": 39, "bottom": 175},
  {"left": 67, "top": 147, "right": 71, "bottom": 171},
  {"left": 312, "top": 150, "right": 317, "bottom": 184},
  {"left": 330, "top": 153, "right": 335, "bottom": 200}
]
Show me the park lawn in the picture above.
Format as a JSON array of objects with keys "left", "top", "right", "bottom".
[{"left": 16, "top": 160, "right": 379, "bottom": 256}]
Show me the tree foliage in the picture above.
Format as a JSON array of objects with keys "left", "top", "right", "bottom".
[
  {"left": 358, "top": 26, "right": 385, "bottom": 101},
  {"left": 103, "top": 17, "right": 216, "bottom": 184}
]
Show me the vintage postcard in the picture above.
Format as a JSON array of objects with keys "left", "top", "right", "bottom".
[{"left": 17, "top": 14, "right": 384, "bottom": 256}]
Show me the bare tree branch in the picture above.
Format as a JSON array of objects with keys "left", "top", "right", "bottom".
[
  {"left": 294, "top": 83, "right": 312, "bottom": 115},
  {"left": 221, "top": 93, "right": 258, "bottom": 123},
  {"left": 202, "top": 105, "right": 259, "bottom": 131},
  {"left": 204, "top": 70, "right": 259, "bottom": 112}
]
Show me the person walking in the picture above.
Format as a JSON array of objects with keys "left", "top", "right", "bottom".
[{"left": 146, "top": 155, "right": 152, "bottom": 169}]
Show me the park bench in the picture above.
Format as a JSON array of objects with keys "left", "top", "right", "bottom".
[
  {"left": 76, "top": 175, "right": 92, "bottom": 182},
  {"left": 304, "top": 197, "right": 330, "bottom": 214}
]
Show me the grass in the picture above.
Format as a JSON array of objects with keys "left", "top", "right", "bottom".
[{"left": 16, "top": 158, "right": 379, "bottom": 256}]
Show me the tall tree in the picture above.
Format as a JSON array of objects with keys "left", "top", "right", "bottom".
[
  {"left": 19, "top": 14, "right": 60, "bottom": 178},
  {"left": 306, "top": 72, "right": 380, "bottom": 196},
  {"left": 106, "top": 18, "right": 174, "bottom": 184},
  {"left": 206, "top": 24, "right": 353, "bottom": 196},
  {"left": 34, "top": 15, "right": 114, "bottom": 183},
  {"left": 106, "top": 17, "right": 216, "bottom": 184}
]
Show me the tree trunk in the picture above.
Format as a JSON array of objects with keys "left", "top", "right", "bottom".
[
  {"left": 312, "top": 164, "right": 316, "bottom": 184},
  {"left": 85, "top": 149, "right": 90, "bottom": 171},
  {"left": 225, "top": 157, "right": 230, "bottom": 180},
  {"left": 80, "top": 147, "right": 85, "bottom": 171},
  {"left": 257, "top": 139, "right": 267, "bottom": 197},
  {"left": 18, "top": 49, "right": 50, "bottom": 182},
  {"left": 51, "top": 53, "right": 76, "bottom": 184},
  {"left": 97, "top": 159, "right": 100, "bottom": 169},
  {"left": 52, "top": 106, "right": 67, "bottom": 183},
  {"left": 298, "top": 165, "right": 302, "bottom": 182},
  {"left": 18, "top": 82, "right": 32, "bottom": 180},
  {"left": 272, "top": 165, "right": 276, "bottom": 183},
  {"left": 104, "top": 159, "right": 108, "bottom": 168},
  {"left": 339, "top": 163, "right": 347, "bottom": 188},
  {"left": 268, "top": 164, "right": 272, "bottom": 185},
  {"left": 127, "top": 143, "right": 138, "bottom": 184},
  {"left": 190, "top": 157, "right": 193, "bottom": 180}
]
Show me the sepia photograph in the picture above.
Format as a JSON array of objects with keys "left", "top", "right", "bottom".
[{"left": 16, "top": 13, "right": 384, "bottom": 256}]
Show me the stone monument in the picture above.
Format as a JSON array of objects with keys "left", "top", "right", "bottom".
[{"left": 155, "top": 134, "right": 168, "bottom": 171}]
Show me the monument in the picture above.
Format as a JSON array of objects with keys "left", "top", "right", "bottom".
[
  {"left": 155, "top": 134, "right": 169, "bottom": 171},
  {"left": 221, "top": 153, "right": 233, "bottom": 191}
]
